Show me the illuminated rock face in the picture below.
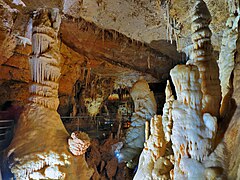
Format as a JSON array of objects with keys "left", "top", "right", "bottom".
[
  {"left": 169, "top": 1, "right": 223, "bottom": 178},
  {"left": 120, "top": 78, "right": 157, "bottom": 165},
  {"left": 133, "top": 1, "right": 226, "bottom": 179},
  {"left": 6, "top": 8, "right": 93, "bottom": 180},
  {"left": 84, "top": 96, "right": 104, "bottom": 117}
]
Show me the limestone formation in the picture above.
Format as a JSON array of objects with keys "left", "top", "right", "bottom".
[
  {"left": 134, "top": 115, "right": 173, "bottom": 180},
  {"left": 5, "top": 8, "right": 93, "bottom": 179},
  {"left": 0, "top": 0, "right": 240, "bottom": 179},
  {"left": 28, "top": 8, "right": 61, "bottom": 110},
  {"left": 167, "top": 1, "right": 224, "bottom": 178},
  {"left": 218, "top": 10, "right": 239, "bottom": 118},
  {"left": 162, "top": 80, "right": 174, "bottom": 142},
  {"left": 120, "top": 78, "right": 157, "bottom": 166},
  {"left": 223, "top": 2, "right": 240, "bottom": 179},
  {"left": 187, "top": 0, "right": 221, "bottom": 117},
  {"left": 68, "top": 131, "right": 90, "bottom": 156},
  {"left": 170, "top": 65, "right": 218, "bottom": 179},
  {"left": 84, "top": 96, "right": 104, "bottom": 116}
]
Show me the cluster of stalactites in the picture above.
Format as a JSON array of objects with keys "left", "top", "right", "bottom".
[
  {"left": 188, "top": 0, "right": 221, "bottom": 117},
  {"left": 29, "top": 8, "right": 61, "bottom": 110}
]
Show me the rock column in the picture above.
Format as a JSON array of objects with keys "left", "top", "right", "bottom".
[{"left": 6, "top": 8, "right": 93, "bottom": 180}]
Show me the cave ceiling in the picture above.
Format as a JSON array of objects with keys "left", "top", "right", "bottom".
[{"left": 0, "top": 0, "right": 229, "bottom": 87}]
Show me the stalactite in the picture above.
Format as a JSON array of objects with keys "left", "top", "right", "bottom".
[
  {"left": 147, "top": 54, "right": 151, "bottom": 69},
  {"left": 102, "top": 29, "right": 105, "bottom": 44},
  {"left": 86, "top": 67, "right": 91, "bottom": 87},
  {"left": 165, "top": 0, "right": 181, "bottom": 50},
  {"left": 28, "top": 8, "right": 62, "bottom": 110}
]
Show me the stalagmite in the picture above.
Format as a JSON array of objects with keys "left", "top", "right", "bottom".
[
  {"left": 162, "top": 80, "right": 174, "bottom": 142},
  {"left": 167, "top": 1, "right": 223, "bottom": 178},
  {"left": 6, "top": 8, "right": 93, "bottom": 180},
  {"left": 170, "top": 65, "right": 218, "bottom": 179},
  {"left": 120, "top": 78, "right": 157, "bottom": 166},
  {"left": 187, "top": 0, "right": 221, "bottom": 117},
  {"left": 134, "top": 115, "right": 173, "bottom": 180}
]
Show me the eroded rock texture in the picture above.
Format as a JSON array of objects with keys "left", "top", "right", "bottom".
[
  {"left": 68, "top": 131, "right": 90, "bottom": 156},
  {"left": 6, "top": 8, "right": 93, "bottom": 179},
  {"left": 120, "top": 78, "right": 157, "bottom": 165},
  {"left": 218, "top": 2, "right": 239, "bottom": 118}
]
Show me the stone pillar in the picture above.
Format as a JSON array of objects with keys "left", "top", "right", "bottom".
[{"left": 6, "top": 8, "right": 93, "bottom": 179}]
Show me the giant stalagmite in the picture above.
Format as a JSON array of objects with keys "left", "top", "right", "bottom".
[
  {"left": 169, "top": 0, "right": 223, "bottom": 179},
  {"left": 5, "top": 8, "right": 93, "bottom": 180},
  {"left": 187, "top": 0, "right": 221, "bottom": 117}
]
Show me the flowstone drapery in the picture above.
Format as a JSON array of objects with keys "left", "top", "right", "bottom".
[
  {"left": 6, "top": 8, "right": 93, "bottom": 179},
  {"left": 218, "top": 7, "right": 239, "bottom": 118},
  {"left": 120, "top": 78, "right": 157, "bottom": 166},
  {"left": 170, "top": 65, "right": 218, "bottom": 179}
]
